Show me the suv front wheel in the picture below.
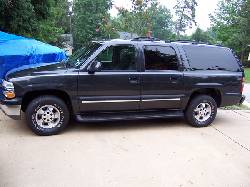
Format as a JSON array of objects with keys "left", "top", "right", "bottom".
[
  {"left": 26, "top": 96, "right": 70, "bottom": 136},
  {"left": 185, "top": 95, "right": 217, "bottom": 127}
]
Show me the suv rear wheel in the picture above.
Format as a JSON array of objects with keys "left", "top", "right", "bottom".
[
  {"left": 185, "top": 95, "right": 217, "bottom": 127},
  {"left": 26, "top": 96, "right": 69, "bottom": 136}
]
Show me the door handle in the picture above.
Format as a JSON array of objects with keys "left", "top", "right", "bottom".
[
  {"left": 169, "top": 76, "right": 180, "bottom": 84},
  {"left": 170, "top": 76, "right": 179, "bottom": 81},
  {"left": 129, "top": 77, "right": 139, "bottom": 84}
]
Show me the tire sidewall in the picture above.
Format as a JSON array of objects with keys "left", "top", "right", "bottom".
[
  {"left": 26, "top": 97, "right": 69, "bottom": 135},
  {"left": 186, "top": 95, "right": 217, "bottom": 127}
]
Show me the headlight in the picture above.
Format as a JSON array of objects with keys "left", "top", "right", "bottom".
[
  {"left": 2, "top": 80, "right": 14, "bottom": 91},
  {"left": 1, "top": 80, "right": 15, "bottom": 99}
]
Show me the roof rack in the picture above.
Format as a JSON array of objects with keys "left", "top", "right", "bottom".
[
  {"left": 214, "top": 43, "right": 223, "bottom": 47},
  {"left": 171, "top": 40, "right": 217, "bottom": 46},
  {"left": 131, "top": 37, "right": 161, "bottom": 42},
  {"left": 171, "top": 40, "right": 200, "bottom": 44},
  {"left": 130, "top": 37, "right": 224, "bottom": 47}
]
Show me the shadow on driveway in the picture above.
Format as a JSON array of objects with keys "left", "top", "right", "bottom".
[
  {"left": 4, "top": 116, "right": 189, "bottom": 136},
  {"left": 65, "top": 118, "right": 186, "bottom": 133},
  {"left": 0, "top": 110, "right": 236, "bottom": 136}
]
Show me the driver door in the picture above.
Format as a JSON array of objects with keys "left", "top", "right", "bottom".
[{"left": 78, "top": 44, "right": 141, "bottom": 112}]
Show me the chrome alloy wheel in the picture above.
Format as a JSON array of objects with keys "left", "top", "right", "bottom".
[
  {"left": 193, "top": 103, "right": 212, "bottom": 122},
  {"left": 35, "top": 105, "right": 61, "bottom": 129}
]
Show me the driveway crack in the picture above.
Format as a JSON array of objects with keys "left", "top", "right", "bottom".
[
  {"left": 231, "top": 110, "right": 250, "bottom": 121},
  {"left": 212, "top": 126, "right": 250, "bottom": 153}
]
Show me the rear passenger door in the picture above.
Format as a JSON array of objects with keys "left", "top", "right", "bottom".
[{"left": 140, "top": 45, "right": 184, "bottom": 110}]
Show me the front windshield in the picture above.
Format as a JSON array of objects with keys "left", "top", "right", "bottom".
[{"left": 67, "top": 42, "right": 102, "bottom": 67}]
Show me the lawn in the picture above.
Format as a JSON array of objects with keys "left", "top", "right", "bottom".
[
  {"left": 245, "top": 68, "right": 250, "bottom": 83},
  {"left": 221, "top": 104, "right": 250, "bottom": 110}
]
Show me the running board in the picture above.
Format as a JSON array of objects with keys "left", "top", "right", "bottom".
[{"left": 75, "top": 110, "right": 184, "bottom": 122}]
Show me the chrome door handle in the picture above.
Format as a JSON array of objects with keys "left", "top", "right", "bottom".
[{"left": 129, "top": 77, "right": 139, "bottom": 84}]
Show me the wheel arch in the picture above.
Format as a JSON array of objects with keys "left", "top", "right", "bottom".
[
  {"left": 21, "top": 89, "right": 73, "bottom": 113},
  {"left": 186, "top": 88, "right": 222, "bottom": 109}
]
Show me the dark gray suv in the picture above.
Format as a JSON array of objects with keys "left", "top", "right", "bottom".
[{"left": 0, "top": 37, "right": 245, "bottom": 135}]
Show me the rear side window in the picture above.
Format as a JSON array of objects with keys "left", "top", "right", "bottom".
[
  {"left": 183, "top": 45, "right": 241, "bottom": 71},
  {"left": 144, "top": 46, "right": 179, "bottom": 70}
]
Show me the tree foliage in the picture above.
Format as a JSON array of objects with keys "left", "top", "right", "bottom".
[
  {"left": 146, "top": 2, "right": 175, "bottom": 39},
  {"left": 113, "top": 0, "right": 175, "bottom": 39},
  {"left": 35, "top": 0, "right": 70, "bottom": 44},
  {"left": 0, "top": 0, "right": 69, "bottom": 44},
  {"left": 0, "top": 0, "right": 37, "bottom": 36},
  {"left": 174, "top": 0, "right": 198, "bottom": 38},
  {"left": 190, "top": 28, "right": 215, "bottom": 43},
  {"left": 72, "top": 0, "right": 115, "bottom": 48},
  {"left": 210, "top": 0, "right": 250, "bottom": 63}
]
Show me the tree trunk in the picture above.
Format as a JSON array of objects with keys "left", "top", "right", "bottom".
[{"left": 241, "top": 42, "right": 245, "bottom": 64}]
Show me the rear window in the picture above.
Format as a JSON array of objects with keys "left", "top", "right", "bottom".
[{"left": 183, "top": 45, "right": 241, "bottom": 72}]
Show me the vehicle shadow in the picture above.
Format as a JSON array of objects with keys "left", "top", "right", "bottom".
[
  {"left": 1, "top": 113, "right": 187, "bottom": 136},
  {"left": 1, "top": 114, "right": 228, "bottom": 136},
  {"left": 65, "top": 117, "right": 187, "bottom": 134},
  {"left": 64, "top": 114, "right": 229, "bottom": 134}
]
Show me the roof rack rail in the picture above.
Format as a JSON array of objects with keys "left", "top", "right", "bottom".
[
  {"left": 171, "top": 40, "right": 197, "bottom": 43},
  {"left": 131, "top": 37, "right": 161, "bottom": 41},
  {"left": 172, "top": 40, "right": 216, "bottom": 45},
  {"left": 214, "top": 43, "right": 223, "bottom": 47}
]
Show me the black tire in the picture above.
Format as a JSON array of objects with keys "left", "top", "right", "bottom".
[
  {"left": 185, "top": 95, "right": 217, "bottom": 127},
  {"left": 26, "top": 96, "right": 70, "bottom": 136}
]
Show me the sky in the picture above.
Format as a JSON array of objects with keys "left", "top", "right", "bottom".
[{"left": 110, "top": 0, "right": 220, "bottom": 35}]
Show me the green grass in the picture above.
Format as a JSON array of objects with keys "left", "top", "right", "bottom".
[
  {"left": 221, "top": 104, "right": 250, "bottom": 110},
  {"left": 244, "top": 68, "right": 250, "bottom": 83}
]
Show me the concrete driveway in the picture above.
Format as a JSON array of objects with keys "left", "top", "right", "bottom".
[{"left": 0, "top": 110, "right": 250, "bottom": 187}]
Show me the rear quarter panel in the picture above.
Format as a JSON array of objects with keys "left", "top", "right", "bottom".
[{"left": 182, "top": 70, "right": 243, "bottom": 107}]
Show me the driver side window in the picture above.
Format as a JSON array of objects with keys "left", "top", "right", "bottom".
[{"left": 96, "top": 45, "right": 136, "bottom": 71}]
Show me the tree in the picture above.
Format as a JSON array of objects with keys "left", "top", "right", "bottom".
[
  {"left": 210, "top": 0, "right": 250, "bottom": 63},
  {"left": 72, "top": 0, "right": 115, "bottom": 48},
  {"left": 191, "top": 27, "right": 215, "bottom": 43},
  {"left": 113, "top": 0, "right": 154, "bottom": 36},
  {"left": 0, "top": 0, "right": 37, "bottom": 37},
  {"left": 239, "top": 0, "right": 250, "bottom": 63},
  {"left": 0, "top": 0, "right": 69, "bottom": 44},
  {"left": 174, "top": 0, "right": 198, "bottom": 39},
  {"left": 113, "top": 0, "right": 175, "bottom": 39},
  {"left": 34, "top": 0, "right": 70, "bottom": 44},
  {"left": 147, "top": 3, "right": 175, "bottom": 39}
]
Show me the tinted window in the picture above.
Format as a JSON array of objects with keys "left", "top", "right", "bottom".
[
  {"left": 144, "top": 46, "right": 179, "bottom": 70},
  {"left": 183, "top": 45, "right": 241, "bottom": 71},
  {"left": 97, "top": 45, "right": 136, "bottom": 71}
]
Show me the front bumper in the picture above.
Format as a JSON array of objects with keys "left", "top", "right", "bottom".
[{"left": 0, "top": 104, "right": 21, "bottom": 120}]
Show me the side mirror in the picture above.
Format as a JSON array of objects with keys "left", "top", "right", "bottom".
[{"left": 87, "top": 60, "right": 102, "bottom": 74}]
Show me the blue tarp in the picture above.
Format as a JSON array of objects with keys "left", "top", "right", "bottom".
[{"left": 0, "top": 31, "right": 66, "bottom": 79}]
